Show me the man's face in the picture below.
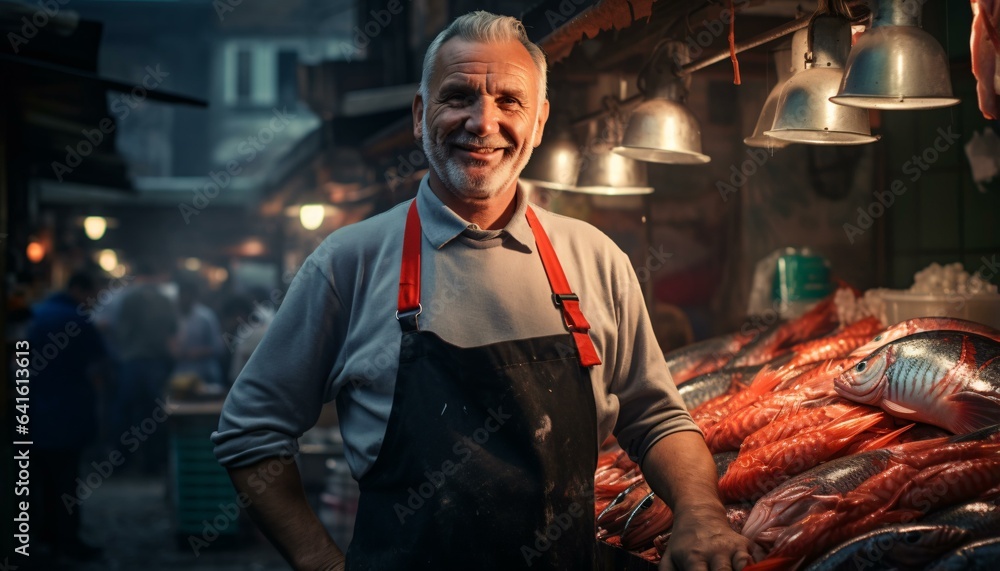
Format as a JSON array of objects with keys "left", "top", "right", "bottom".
[{"left": 414, "top": 38, "right": 549, "bottom": 201}]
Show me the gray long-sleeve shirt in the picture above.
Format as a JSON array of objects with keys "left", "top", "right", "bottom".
[{"left": 212, "top": 176, "right": 698, "bottom": 479}]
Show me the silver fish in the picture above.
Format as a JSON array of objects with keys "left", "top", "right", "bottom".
[
  {"left": 925, "top": 537, "right": 1000, "bottom": 571},
  {"left": 802, "top": 524, "right": 971, "bottom": 570},
  {"left": 835, "top": 332, "right": 1000, "bottom": 434}
]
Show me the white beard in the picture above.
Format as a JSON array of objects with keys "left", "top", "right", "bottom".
[{"left": 422, "top": 114, "right": 537, "bottom": 201}]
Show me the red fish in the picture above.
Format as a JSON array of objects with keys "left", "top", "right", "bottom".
[{"left": 718, "top": 411, "right": 884, "bottom": 503}]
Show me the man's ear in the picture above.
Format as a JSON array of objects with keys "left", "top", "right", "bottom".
[
  {"left": 533, "top": 99, "right": 550, "bottom": 148},
  {"left": 412, "top": 92, "right": 424, "bottom": 140}
]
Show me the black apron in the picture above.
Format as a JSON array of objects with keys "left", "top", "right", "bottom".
[{"left": 345, "top": 201, "right": 601, "bottom": 570}]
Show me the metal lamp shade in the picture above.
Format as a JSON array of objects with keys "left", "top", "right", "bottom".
[
  {"left": 613, "top": 98, "right": 711, "bottom": 164},
  {"left": 745, "top": 32, "right": 805, "bottom": 149},
  {"left": 520, "top": 135, "right": 582, "bottom": 190},
  {"left": 574, "top": 149, "right": 653, "bottom": 195},
  {"left": 830, "top": 27, "right": 959, "bottom": 109},
  {"left": 766, "top": 68, "right": 879, "bottom": 144},
  {"left": 830, "top": 0, "right": 958, "bottom": 109},
  {"left": 766, "top": 14, "right": 878, "bottom": 145}
]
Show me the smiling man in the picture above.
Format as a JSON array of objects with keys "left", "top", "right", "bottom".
[{"left": 213, "top": 11, "right": 760, "bottom": 571}]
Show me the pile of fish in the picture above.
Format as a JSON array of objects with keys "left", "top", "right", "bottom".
[{"left": 595, "top": 295, "right": 1000, "bottom": 569}]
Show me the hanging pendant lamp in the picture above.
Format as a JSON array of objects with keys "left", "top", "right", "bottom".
[
  {"left": 766, "top": 13, "right": 879, "bottom": 145},
  {"left": 613, "top": 41, "right": 710, "bottom": 164},
  {"left": 574, "top": 116, "right": 654, "bottom": 195},
  {"left": 744, "top": 30, "right": 808, "bottom": 149},
  {"left": 830, "top": 0, "right": 959, "bottom": 109},
  {"left": 520, "top": 130, "right": 582, "bottom": 191}
]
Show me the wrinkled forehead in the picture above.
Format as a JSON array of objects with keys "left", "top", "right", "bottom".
[{"left": 430, "top": 38, "right": 540, "bottom": 94}]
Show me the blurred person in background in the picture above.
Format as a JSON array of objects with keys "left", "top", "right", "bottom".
[
  {"left": 111, "top": 261, "right": 177, "bottom": 474},
  {"left": 172, "top": 273, "right": 225, "bottom": 388},
  {"left": 27, "top": 270, "right": 109, "bottom": 563}
]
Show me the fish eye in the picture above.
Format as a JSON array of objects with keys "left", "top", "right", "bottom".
[
  {"left": 873, "top": 335, "right": 882, "bottom": 342},
  {"left": 856, "top": 362, "right": 867, "bottom": 373}
]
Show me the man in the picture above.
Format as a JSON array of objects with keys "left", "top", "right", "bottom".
[
  {"left": 28, "top": 270, "right": 108, "bottom": 562},
  {"left": 213, "top": 11, "right": 761, "bottom": 570},
  {"left": 111, "top": 262, "right": 177, "bottom": 473},
  {"left": 172, "top": 274, "right": 225, "bottom": 387}
]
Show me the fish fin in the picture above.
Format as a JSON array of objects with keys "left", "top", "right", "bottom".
[
  {"left": 882, "top": 398, "right": 918, "bottom": 416},
  {"left": 748, "top": 364, "right": 797, "bottom": 395},
  {"left": 947, "top": 392, "right": 1000, "bottom": 434},
  {"left": 855, "top": 423, "right": 915, "bottom": 452}
]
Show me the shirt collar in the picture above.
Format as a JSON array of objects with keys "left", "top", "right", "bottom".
[{"left": 415, "top": 175, "right": 535, "bottom": 252}]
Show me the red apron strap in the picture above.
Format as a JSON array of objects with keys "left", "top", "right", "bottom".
[
  {"left": 525, "top": 206, "right": 602, "bottom": 367},
  {"left": 398, "top": 199, "right": 601, "bottom": 366},
  {"left": 397, "top": 201, "right": 422, "bottom": 331}
]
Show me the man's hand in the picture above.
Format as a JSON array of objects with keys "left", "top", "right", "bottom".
[
  {"left": 639, "top": 431, "right": 764, "bottom": 570},
  {"left": 660, "top": 505, "right": 764, "bottom": 571}
]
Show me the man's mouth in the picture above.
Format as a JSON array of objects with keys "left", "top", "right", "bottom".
[{"left": 453, "top": 144, "right": 508, "bottom": 159}]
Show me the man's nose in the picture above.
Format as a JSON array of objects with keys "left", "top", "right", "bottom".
[{"left": 464, "top": 98, "right": 500, "bottom": 137}]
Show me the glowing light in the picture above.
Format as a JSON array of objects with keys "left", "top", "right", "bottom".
[
  {"left": 83, "top": 216, "right": 107, "bottom": 240},
  {"left": 27, "top": 242, "right": 45, "bottom": 263},
  {"left": 111, "top": 264, "right": 127, "bottom": 278},
  {"left": 184, "top": 258, "right": 202, "bottom": 271},
  {"left": 98, "top": 249, "right": 118, "bottom": 272},
  {"left": 299, "top": 204, "right": 325, "bottom": 230}
]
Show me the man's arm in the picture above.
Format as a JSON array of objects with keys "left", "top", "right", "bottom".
[
  {"left": 641, "top": 431, "right": 765, "bottom": 571},
  {"left": 227, "top": 457, "right": 345, "bottom": 571}
]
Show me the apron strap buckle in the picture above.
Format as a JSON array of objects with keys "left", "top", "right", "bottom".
[{"left": 396, "top": 304, "right": 423, "bottom": 332}]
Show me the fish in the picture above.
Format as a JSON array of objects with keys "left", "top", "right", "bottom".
[
  {"left": 925, "top": 536, "right": 1000, "bottom": 571},
  {"left": 620, "top": 492, "right": 673, "bottom": 551},
  {"left": 597, "top": 481, "right": 651, "bottom": 538},
  {"left": 835, "top": 331, "right": 1000, "bottom": 434},
  {"left": 714, "top": 451, "right": 739, "bottom": 479},
  {"left": 664, "top": 331, "right": 754, "bottom": 384},
  {"left": 784, "top": 317, "right": 884, "bottom": 367},
  {"left": 704, "top": 390, "right": 844, "bottom": 453},
  {"left": 762, "top": 439, "right": 1000, "bottom": 566},
  {"left": 677, "top": 365, "right": 762, "bottom": 410},
  {"left": 922, "top": 497, "right": 1000, "bottom": 535},
  {"left": 801, "top": 524, "right": 972, "bottom": 571},
  {"left": 739, "top": 400, "right": 861, "bottom": 453},
  {"left": 847, "top": 317, "right": 1000, "bottom": 361},
  {"left": 718, "top": 411, "right": 885, "bottom": 503},
  {"left": 727, "top": 297, "right": 838, "bottom": 369},
  {"left": 693, "top": 365, "right": 796, "bottom": 431},
  {"left": 896, "top": 456, "right": 1000, "bottom": 515},
  {"left": 741, "top": 449, "right": 896, "bottom": 545}
]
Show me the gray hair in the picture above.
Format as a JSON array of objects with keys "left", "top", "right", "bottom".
[{"left": 419, "top": 11, "right": 548, "bottom": 105}]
